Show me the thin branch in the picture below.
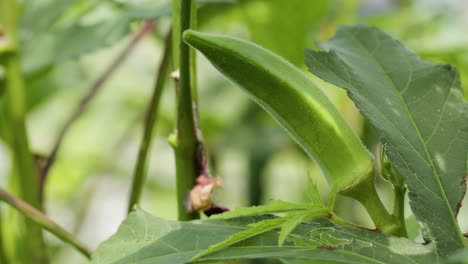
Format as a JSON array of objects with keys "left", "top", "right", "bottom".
[
  {"left": 40, "top": 21, "right": 157, "bottom": 201},
  {"left": 0, "top": 187, "right": 93, "bottom": 259},
  {"left": 127, "top": 29, "right": 172, "bottom": 213}
]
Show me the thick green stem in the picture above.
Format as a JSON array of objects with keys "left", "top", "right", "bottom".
[
  {"left": 380, "top": 145, "right": 407, "bottom": 237},
  {"left": 0, "top": 0, "right": 48, "bottom": 263},
  {"left": 392, "top": 186, "right": 408, "bottom": 237},
  {"left": 127, "top": 29, "right": 172, "bottom": 213},
  {"left": 341, "top": 173, "right": 404, "bottom": 236},
  {"left": 0, "top": 188, "right": 92, "bottom": 258},
  {"left": 247, "top": 153, "right": 268, "bottom": 206},
  {"left": 173, "top": 0, "right": 199, "bottom": 221}
]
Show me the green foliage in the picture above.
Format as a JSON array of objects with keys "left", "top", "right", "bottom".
[
  {"left": 21, "top": 3, "right": 170, "bottom": 75},
  {"left": 194, "top": 180, "right": 330, "bottom": 258},
  {"left": 92, "top": 23, "right": 468, "bottom": 264},
  {"left": 91, "top": 208, "right": 437, "bottom": 264},
  {"left": 1, "top": 1, "right": 467, "bottom": 263},
  {"left": 305, "top": 24, "right": 468, "bottom": 256},
  {"left": 445, "top": 248, "right": 468, "bottom": 264}
]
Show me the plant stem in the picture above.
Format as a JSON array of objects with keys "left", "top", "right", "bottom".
[
  {"left": 341, "top": 173, "right": 403, "bottom": 235},
  {"left": 0, "top": 210, "right": 7, "bottom": 264},
  {"left": 380, "top": 145, "right": 407, "bottom": 237},
  {"left": 173, "top": 0, "right": 199, "bottom": 221},
  {"left": 189, "top": 0, "right": 198, "bottom": 104},
  {"left": 41, "top": 21, "right": 156, "bottom": 201},
  {"left": 0, "top": 187, "right": 92, "bottom": 258},
  {"left": 247, "top": 153, "right": 268, "bottom": 206},
  {"left": 172, "top": 0, "right": 181, "bottom": 68},
  {"left": 328, "top": 213, "right": 353, "bottom": 227},
  {"left": 392, "top": 186, "right": 408, "bottom": 237},
  {"left": 0, "top": 0, "right": 48, "bottom": 262},
  {"left": 127, "top": 29, "right": 172, "bottom": 213}
]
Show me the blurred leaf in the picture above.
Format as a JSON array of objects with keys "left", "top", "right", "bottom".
[
  {"left": 91, "top": 208, "right": 437, "bottom": 264},
  {"left": 240, "top": 0, "right": 330, "bottom": 66},
  {"left": 22, "top": 9, "right": 169, "bottom": 74},
  {"left": 305, "top": 24, "right": 468, "bottom": 256},
  {"left": 20, "top": 0, "right": 236, "bottom": 75},
  {"left": 445, "top": 248, "right": 468, "bottom": 264},
  {"left": 404, "top": 214, "right": 420, "bottom": 241},
  {"left": 21, "top": 0, "right": 80, "bottom": 35}
]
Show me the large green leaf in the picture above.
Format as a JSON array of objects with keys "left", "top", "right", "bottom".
[
  {"left": 91, "top": 209, "right": 436, "bottom": 264},
  {"left": 305, "top": 25, "right": 468, "bottom": 256}
]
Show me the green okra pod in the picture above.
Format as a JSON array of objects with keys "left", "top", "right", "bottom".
[{"left": 183, "top": 30, "right": 374, "bottom": 193}]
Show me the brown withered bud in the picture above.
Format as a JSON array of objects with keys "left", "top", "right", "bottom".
[{"left": 186, "top": 174, "right": 221, "bottom": 213}]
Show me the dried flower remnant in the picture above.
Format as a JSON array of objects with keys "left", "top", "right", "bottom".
[{"left": 186, "top": 174, "right": 222, "bottom": 213}]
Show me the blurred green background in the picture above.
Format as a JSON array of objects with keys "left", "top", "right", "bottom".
[{"left": 0, "top": 0, "right": 467, "bottom": 263}]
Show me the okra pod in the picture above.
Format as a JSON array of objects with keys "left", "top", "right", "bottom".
[{"left": 183, "top": 30, "right": 374, "bottom": 193}]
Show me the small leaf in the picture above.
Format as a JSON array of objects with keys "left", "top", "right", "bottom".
[
  {"left": 192, "top": 217, "right": 288, "bottom": 260},
  {"left": 305, "top": 177, "right": 326, "bottom": 207},
  {"left": 278, "top": 210, "right": 328, "bottom": 246},
  {"left": 210, "top": 200, "right": 314, "bottom": 219},
  {"left": 22, "top": 11, "right": 168, "bottom": 74},
  {"left": 305, "top": 24, "right": 468, "bottom": 256}
]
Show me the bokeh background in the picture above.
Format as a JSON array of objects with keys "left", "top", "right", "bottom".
[{"left": 0, "top": 0, "right": 467, "bottom": 263}]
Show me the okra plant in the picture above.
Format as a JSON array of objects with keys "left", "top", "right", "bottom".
[
  {"left": 91, "top": 24, "right": 468, "bottom": 263},
  {"left": 0, "top": 0, "right": 467, "bottom": 263}
]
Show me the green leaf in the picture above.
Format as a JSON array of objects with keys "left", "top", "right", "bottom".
[
  {"left": 210, "top": 200, "right": 318, "bottom": 219},
  {"left": 306, "top": 177, "right": 326, "bottom": 208},
  {"left": 444, "top": 248, "right": 468, "bottom": 264},
  {"left": 20, "top": 0, "right": 79, "bottom": 35},
  {"left": 199, "top": 208, "right": 329, "bottom": 258},
  {"left": 22, "top": 8, "right": 170, "bottom": 74},
  {"left": 20, "top": 0, "right": 233, "bottom": 75},
  {"left": 193, "top": 217, "right": 289, "bottom": 259},
  {"left": 277, "top": 210, "right": 323, "bottom": 247},
  {"left": 305, "top": 25, "right": 468, "bottom": 256},
  {"left": 92, "top": 209, "right": 437, "bottom": 264}
]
